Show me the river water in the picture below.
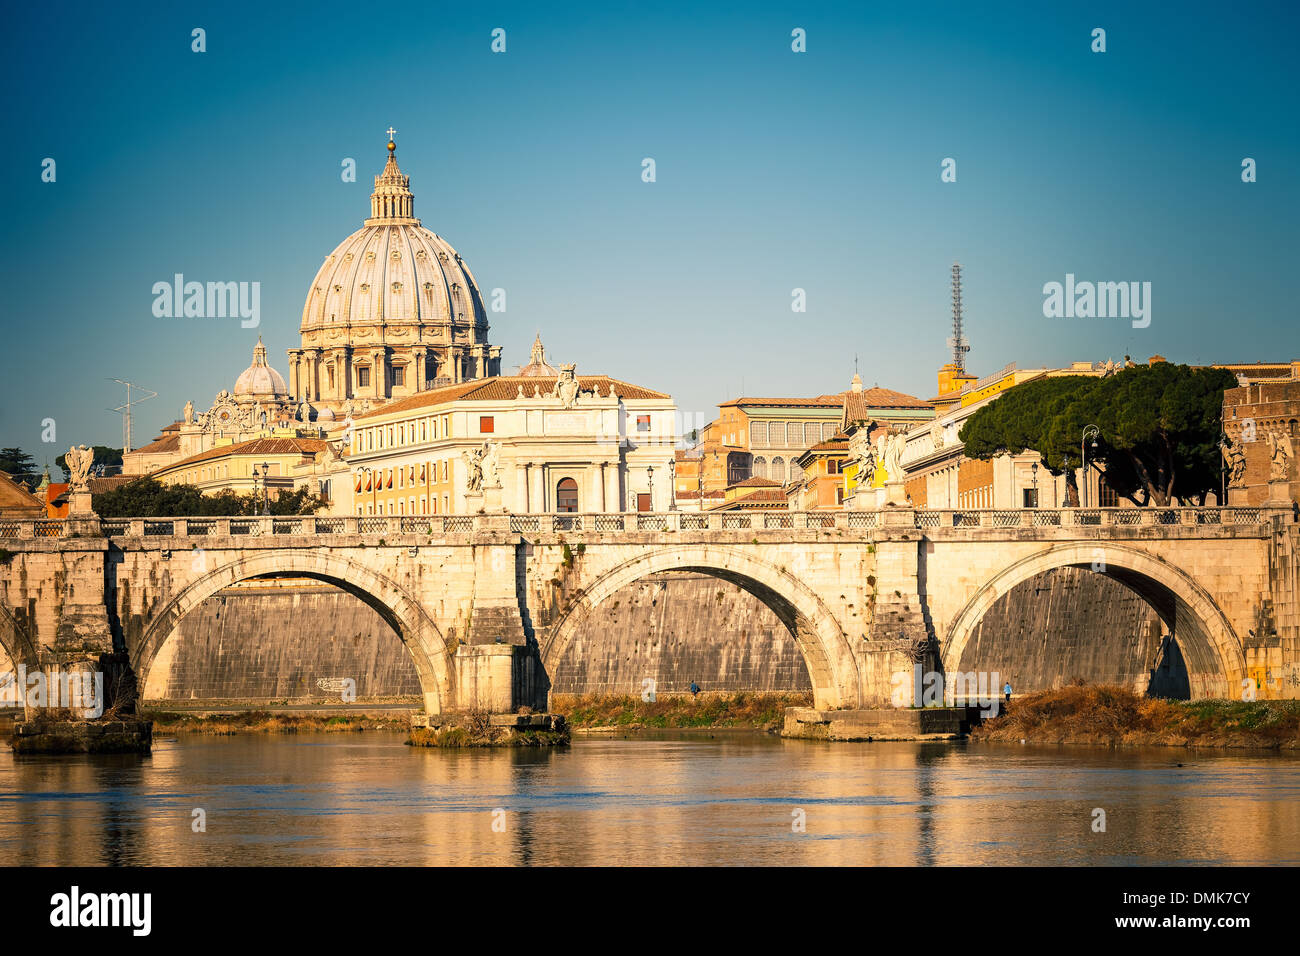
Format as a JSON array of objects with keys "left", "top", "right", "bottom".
[{"left": 2, "top": 733, "right": 1297, "bottom": 866}]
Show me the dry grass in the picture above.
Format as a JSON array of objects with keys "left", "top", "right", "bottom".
[
  {"left": 553, "top": 691, "right": 812, "bottom": 731},
  {"left": 143, "top": 710, "right": 410, "bottom": 735},
  {"left": 971, "top": 683, "right": 1300, "bottom": 749}
]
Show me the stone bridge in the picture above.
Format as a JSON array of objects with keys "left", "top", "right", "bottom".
[{"left": 1, "top": 504, "right": 1296, "bottom": 714}]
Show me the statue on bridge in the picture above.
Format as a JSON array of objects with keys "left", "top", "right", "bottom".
[
  {"left": 1222, "top": 439, "right": 1247, "bottom": 489},
  {"left": 463, "top": 441, "right": 502, "bottom": 492},
  {"left": 1267, "top": 428, "right": 1294, "bottom": 483},
  {"left": 65, "top": 445, "right": 94, "bottom": 491}
]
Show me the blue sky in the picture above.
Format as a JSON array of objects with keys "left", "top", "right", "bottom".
[{"left": 2, "top": 0, "right": 1297, "bottom": 456}]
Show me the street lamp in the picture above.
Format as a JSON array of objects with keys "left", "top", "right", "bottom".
[
  {"left": 1031, "top": 462, "right": 1039, "bottom": 508},
  {"left": 668, "top": 458, "right": 676, "bottom": 511},
  {"left": 647, "top": 465, "right": 655, "bottom": 513},
  {"left": 1081, "top": 425, "right": 1099, "bottom": 507},
  {"left": 261, "top": 461, "right": 272, "bottom": 515}
]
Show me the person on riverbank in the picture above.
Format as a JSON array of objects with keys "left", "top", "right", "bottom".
[
  {"left": 689, "top": 682, "right": 700, "bottom": 698},
  {"left": 1003, "top": 680, "right": 1012, "bottom": 703}
]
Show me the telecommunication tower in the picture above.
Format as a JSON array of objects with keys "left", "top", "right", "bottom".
[
  {"left": 947, "top": 262, "right": 970, "bottom": 372},
  {"left": 107, "top": 379, "right": 158, "bottom": 454}
]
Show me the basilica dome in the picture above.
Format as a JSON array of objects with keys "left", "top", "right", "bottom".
[
  {"left": 233, "top": 337, "right": 290, "bottom": 402},
  {"left": 291, "top": 136, "right": 500, "bottom": 407}
]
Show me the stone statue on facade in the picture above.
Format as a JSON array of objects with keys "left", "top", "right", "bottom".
[
  {"left": 183, "top": 400, "right": 195, "bottom": 424},
  {"left": 1267, "top": 428, "right": 1293, "bottom": 482},
  {"left": 555, "top": 364, "right": 581, "bottom": 409},
  {"left": 65, "top": 445, "right": 94, "bottom": 490}
]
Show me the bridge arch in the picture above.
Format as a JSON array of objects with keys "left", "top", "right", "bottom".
[
  {"left": 0, "top": 604, "right": 39, "bottom": 670},
  {"left": 942, "top": 543, "right": 1245, "bottom": 699},
  {"left": 541, "top": 545, "right": 861, "bottom": 709},
  {"left": 134, "top": 550, "right": 452, "bottom": 713}
]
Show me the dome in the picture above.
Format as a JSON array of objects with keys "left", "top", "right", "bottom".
[
  {"left": 299, "top": 142, "right": 489, "bottom": 335},
  {"left": 233, "top": 337, "right": 289, "bottom": 402}
]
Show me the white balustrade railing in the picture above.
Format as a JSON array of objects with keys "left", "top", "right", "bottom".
[{"left": 0, "top": 507, "right": 1281, "bottom": 541}]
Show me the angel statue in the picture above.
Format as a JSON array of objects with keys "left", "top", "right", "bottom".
[
  {"left": 1267, "top": 428, "right": 1294, "bottom": 482},
  {"left": 65, "top": 445, "right": 94, "bottom": 490},
  {"left": 463, "top": 444, "right": 485, "bottom": 492}
]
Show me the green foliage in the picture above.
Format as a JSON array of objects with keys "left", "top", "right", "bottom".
[
  {"left": 959, "top": 363, "right": 1236, "bottom": 506},
  {"left": 55, "top": 446, "right": 122, "bottom": 481},
  {"left": 91, "top": 476, "right": 325, "bottom": 517},
  {"left": 0, "top": 447, "right": 39, "bottom": 487}
]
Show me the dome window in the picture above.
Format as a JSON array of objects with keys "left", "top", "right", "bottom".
[
  {"left": 415, "top": 250, "right": 426, "bottom": 260},
  {"left": 391, "top": 281, "right": 403, "bottom": 293},
  {"left": 391, "top": 250, "right": 402, "bottom": 260},
  {"left": 438, "top": 252, "right": 449, "bottom": 262},
  {"left": 332, "top": 284, "right": 342, "bottom": 292},
  {"left": 344, "top": 253, "right": 353, "bottom": 262},
  {"left": 422, "top": 282, "right": 434, "bottom": 292},
  {"left": 366, "top": 252, "right": 376, "bottom": 262},
  {"left": 360, "top": 283, "right": 370, "bottom": 293}
]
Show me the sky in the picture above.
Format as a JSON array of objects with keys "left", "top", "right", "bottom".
[{"left": 2, "top": 0, "right": 1297, "bottom": 459}]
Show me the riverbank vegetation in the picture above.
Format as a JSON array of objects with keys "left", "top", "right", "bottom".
[
  {"left": 143, "top": 710, "right": 410, "bottom": 734},
  {"left": 971, "top": 684, "right": 1300, "bottom": 749},
  {"left": 554, "top": 691, "right": 812, "bottom": 732}
]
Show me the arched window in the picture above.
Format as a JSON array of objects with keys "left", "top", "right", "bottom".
[
  {"left": 556, "top": 477, "right": 579, "bottom": 513},
  {"left": 772, "top": 456, "right": 785, "bottom": 483},
  {"left": 753, "top": 456, "right": 768, "bottom": 479}
]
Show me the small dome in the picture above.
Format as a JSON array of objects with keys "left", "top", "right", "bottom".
[
  {"left": 519, "top": 333, "right": 558, "bottom": 377},
  {"left": 234, "top": 337, "right": 290, "bottom": 402},
  {"left": 316, "top": 406, "right": 336, "bottom": 422}
]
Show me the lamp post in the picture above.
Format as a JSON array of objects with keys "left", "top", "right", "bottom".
[
  {"left": 667, "top": 458, "right": 676, "bottom": 511},
  {"left": 1218, "top": 430, "right": 1228, "bottom": 506},
  {"left": 1081, "top": 425, "right": 1099, "bottom": 507},
  {"left": 251, "top": 463, "right": 262, "bottom": 511},
  {"left": 647, "top": 465, "right": 655, "bottom": 513},
  {"left": 1031, "top": 462, "right": 1039, "bottom": 508},
  {"left": 261, "top": 461, "right": 272, "bottom": 515}
]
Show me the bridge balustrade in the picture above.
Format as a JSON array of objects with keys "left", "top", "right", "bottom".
[{"left": 0, "top": 506, "right": 1283, "bottom": 542}]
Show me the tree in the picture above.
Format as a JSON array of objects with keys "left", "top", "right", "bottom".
[
  {"left": 959, "top": 363, "right": 1236, "bottom": 507},
  {"left": 92, "top": 477, "right": 325, "bottom": 517},
  {"left": 55, "top": 446, "right": 123, "bottom": 481},
  {"left": 959, "top": 376, "right": 1102, "bottom": 506},
  {"left": 0, "top": 448, "right": 39, "bottom": 487}
]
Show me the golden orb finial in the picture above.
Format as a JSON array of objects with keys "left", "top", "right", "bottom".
[{"left": 387, "top": 139, "right": 396, "bottom": 152}]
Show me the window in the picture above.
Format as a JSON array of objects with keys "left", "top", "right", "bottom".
[
  {"left": 637, "top": 415, "right": 651, "bottom": 432},
  {"left": 556, "top": 478, "right": 579, "bottom": 513},
  {"left": 480, "top": 415, "right": 494, "bottom": 434},
  {"left": 1023, "top": 488, "right": 1039, "bottom": 508},
  {"left": 636, "top": 493, "right": 651, "bottom": 512},
  {"left": 442, "top": 460, "right": 448, "bottom": 482},
  {"left": 754, "top": 456, "right": 768, "bottom": 479},
  {"left": 827, "top": 458, "right": 842, "bottom": 475},
  {"left": 751, "top": 421, "right": 768, "bottom": 447},
  {"left": 836, "top": 488, "right": 846, "bottom": 505},
  {"left": 822, "top": 422, "right": 836, "bottom": 440},
  {"left": 357, "top": 367, "right": 370, "bottom": 388},
  {"left": 392, "top": 366, "right": 405, "bottom": 387}
]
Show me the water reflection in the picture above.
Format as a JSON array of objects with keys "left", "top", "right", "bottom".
[{"left": 0, "top": 734, "right": 1297, "bottom": 866}]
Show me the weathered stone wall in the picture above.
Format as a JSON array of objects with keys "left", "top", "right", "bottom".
[
  {"left": 1266, "top": 522, "right": 1300, "bottom": 693},
  {"left": 142, "top": 578, "right": 421, "bottom": 702},
  {"left": 549, "top": 572, "right": 812, "bottom": 694},
  {"left": 956, "top": 567, "right": 1169, "bottom": 694}
]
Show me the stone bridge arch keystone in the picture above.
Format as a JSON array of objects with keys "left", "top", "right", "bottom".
[{"left": 133, "top": 549, "right": 453, "bottom": 713}]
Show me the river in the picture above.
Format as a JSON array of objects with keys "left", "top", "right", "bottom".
[{"left": 2, "top": 733, "right": 1297, "bottom": 866}]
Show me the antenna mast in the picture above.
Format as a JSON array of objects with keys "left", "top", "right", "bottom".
[
  {"left": 948, "top": 262, "right": 970, "bottom": 372},
  {"left": 108, "top": 379, "right": 158, "bottom": 454}
]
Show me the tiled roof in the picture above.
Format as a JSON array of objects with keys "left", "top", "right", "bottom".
[
  {"left": 0, "top": 471, "right": 45, "bottom": 514},
  {"left": 133, "top": 433, "right": 180, "bottom": 456},
  {"left": 730, "top": 476, "right": 781, "bottom": 488},
  {"left": 711, "top": 488, "right": 787, "bottom": 509},
  {"left": 164, "top": 438, "right": 332, "bottom": 470},
  {"left": 89, "top": 476, "right": 135, "bottom": 494},
  {"left": 355, "top": 375, "right": 670, "bottom": 420},
  {"left": 720, "top": 386, "right": 928, "bottom": 411}
]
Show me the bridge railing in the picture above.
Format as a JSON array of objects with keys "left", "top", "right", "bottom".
[
  {"left": 0, "top": 507, "right": 1278, "bottom": 540},
  {"left": 914, "top": 507, "right": 1269, "bottom": 529}
]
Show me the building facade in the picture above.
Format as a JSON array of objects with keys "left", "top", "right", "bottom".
[{"left": 346, "top": 358, "right": 677, "bottom": 516}]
